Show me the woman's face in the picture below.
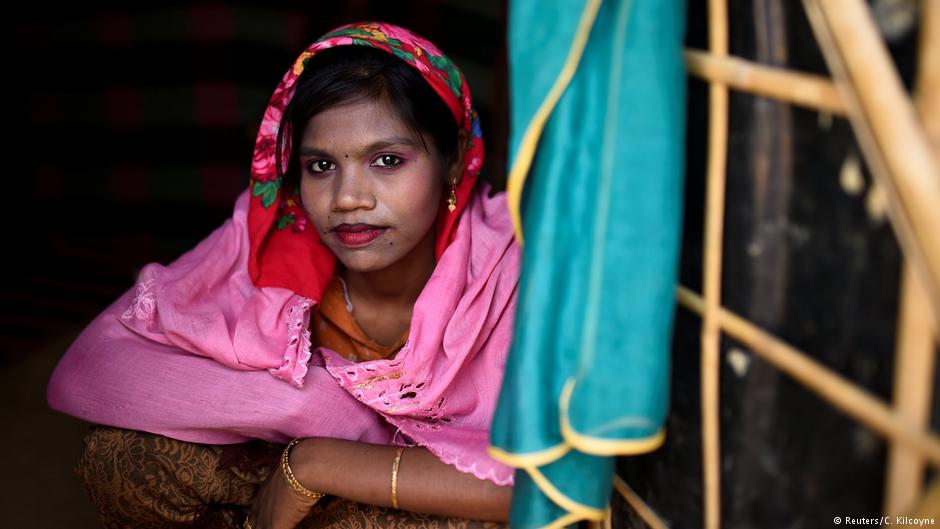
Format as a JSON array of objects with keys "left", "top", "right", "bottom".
[{"left": 298, "top": 98, "right": 449, "bottom": 273}]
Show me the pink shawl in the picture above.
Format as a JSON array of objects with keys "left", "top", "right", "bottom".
[
  {"left": 48, "top": 185, "right": 517, "bottom": 486},
  {"left": 48, "top": 22, "right": 518, "bottom": 486}
]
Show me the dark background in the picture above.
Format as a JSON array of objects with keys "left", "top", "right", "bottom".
[{"left": 6, "top": 1, "right": 509, "bottom": 357}]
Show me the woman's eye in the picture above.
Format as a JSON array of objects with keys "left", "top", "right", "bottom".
[
  {"left": 372, "top": 155, "right": 402, "bottom": 168},
  {"left": 307, "top": 160, "right": 335, "bottom": 174}
]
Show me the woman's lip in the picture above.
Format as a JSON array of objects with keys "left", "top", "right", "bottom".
[
  {"left": 334, "top": 223, "right": 384, "bottom": 233},
  {"left": 334, "top": 227, "right": 387, "bottom": 247}
]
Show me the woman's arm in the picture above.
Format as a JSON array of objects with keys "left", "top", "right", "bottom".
[{"left": 292, "top": 437, "right": 512, "bottom": 521}]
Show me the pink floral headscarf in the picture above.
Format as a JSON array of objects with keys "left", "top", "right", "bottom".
[{"left": 247, "top": 22, "right": 485, "bottom": 301}]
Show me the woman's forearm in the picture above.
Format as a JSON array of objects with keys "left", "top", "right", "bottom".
[{"left": 291, "top": 437, "right": 511, "bottom": 522}]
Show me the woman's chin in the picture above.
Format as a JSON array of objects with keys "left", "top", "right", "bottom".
[{"left": 334, "top": 253, "right": 391, "bottom": 274}]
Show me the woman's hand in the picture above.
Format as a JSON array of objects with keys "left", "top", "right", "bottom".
[
  {"left": 248, "top": 437, "right": 511, "bottom": 525},
  {"left": 246, "top": 441, "right": 321, "bottom": 529}
]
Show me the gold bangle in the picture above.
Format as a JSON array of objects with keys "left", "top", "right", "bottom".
[
  {"left": 390, "top": 447, "right": 404, "bottom": 509},
  {"left": 280, "top": 438, "right": 325, "bottom": 501}
]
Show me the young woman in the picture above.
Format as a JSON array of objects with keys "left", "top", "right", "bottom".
[{"left": 47, "top": 22, "right": 518, "bottom": 529}]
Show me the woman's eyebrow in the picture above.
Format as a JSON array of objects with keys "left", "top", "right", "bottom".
[{"left": 299, "top": 136, "right": 419, "bottom": 158}]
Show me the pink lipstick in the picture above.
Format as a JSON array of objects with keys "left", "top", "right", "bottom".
[{"left": 333, "top": 224, "right": 387, "bottom": 247}]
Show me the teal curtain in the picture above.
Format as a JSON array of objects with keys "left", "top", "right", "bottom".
[{"left": 489, "top": 0, "right": 687, "bottom": 527}]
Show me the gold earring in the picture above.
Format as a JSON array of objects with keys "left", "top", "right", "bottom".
[{"left": 447, "top": 182, "right": 457, "bottom": 213}]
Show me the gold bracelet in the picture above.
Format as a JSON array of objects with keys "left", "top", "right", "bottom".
[
  {"left": 390, "top": 447, "right": 404, "bottom": 509},
  {"left": 280, "top": 438, "right": 325, "bottom": 501}
]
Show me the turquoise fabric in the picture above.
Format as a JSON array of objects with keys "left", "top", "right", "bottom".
[{"left": 490, "top": 0, "right": 686, "bottom": 527}]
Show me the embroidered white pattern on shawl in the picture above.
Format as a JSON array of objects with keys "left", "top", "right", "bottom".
[
  {"left": 121, "top": 279, "right": 156, "bottom": 321},
  {"left": 269, "top": 296, "right": 314, "bottom": 387}
]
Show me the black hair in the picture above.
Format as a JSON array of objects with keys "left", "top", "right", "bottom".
[{"left": 276, "top": 45, "right": 460, "bottom": 190}]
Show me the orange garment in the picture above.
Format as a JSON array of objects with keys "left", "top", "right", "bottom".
[{"left": 312, "top": 276, "right": 409, "bottom": 362}]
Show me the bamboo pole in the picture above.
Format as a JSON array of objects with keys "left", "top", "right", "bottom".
[
  {"left": 677, "top": 285, "right": 940, "bottom": 466},
  {"left": 684, "top": 49, "right": 846, "bottom": 115},
  {"left": 885, "top": 266, "right": 938, "bottom": 513},
  {"left": 909, "top": 476, "right": 940, "bottom": 519},
  {"left": 613, "top": 475, "right": 670, "bottom": 529},
  {"left": 885, "top": 1, "right": 940, "bottom": 514},
  {"left": 802, "top": 0, "right": 940, "bottom": 329},
  {"left": 916, "top": 0, "right": 940, "bottom": 155},
  {"left": 701, "top": 1, "right": 729, "bottom": 528}
]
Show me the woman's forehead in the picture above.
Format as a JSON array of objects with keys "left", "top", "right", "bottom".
[
  {"left": 305, "top": 100, "right": 408, "bottom": 137},
  {"left": 300, "top": 100, "right": 425, "bottom": 154}
]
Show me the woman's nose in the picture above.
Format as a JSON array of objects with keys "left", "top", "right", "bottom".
[{"left": 331, "top": 166, "right": 376, "bottom": 211}]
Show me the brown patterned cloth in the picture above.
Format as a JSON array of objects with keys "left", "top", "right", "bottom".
[{"left": 76, "top": 426, "right": 507, "bottom": 529}]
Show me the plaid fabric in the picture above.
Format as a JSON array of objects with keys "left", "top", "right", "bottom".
[{"left": 18, "top": 3, "right": 505, "bottom": 209}]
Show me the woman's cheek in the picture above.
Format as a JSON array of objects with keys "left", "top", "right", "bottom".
[{"left": 299, "top": 188, "right": 326, "bottom": 231}]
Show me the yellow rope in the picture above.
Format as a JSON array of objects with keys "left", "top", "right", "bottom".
[{"left": 613, "top": 475, "right": 671, "bottom": 529}]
